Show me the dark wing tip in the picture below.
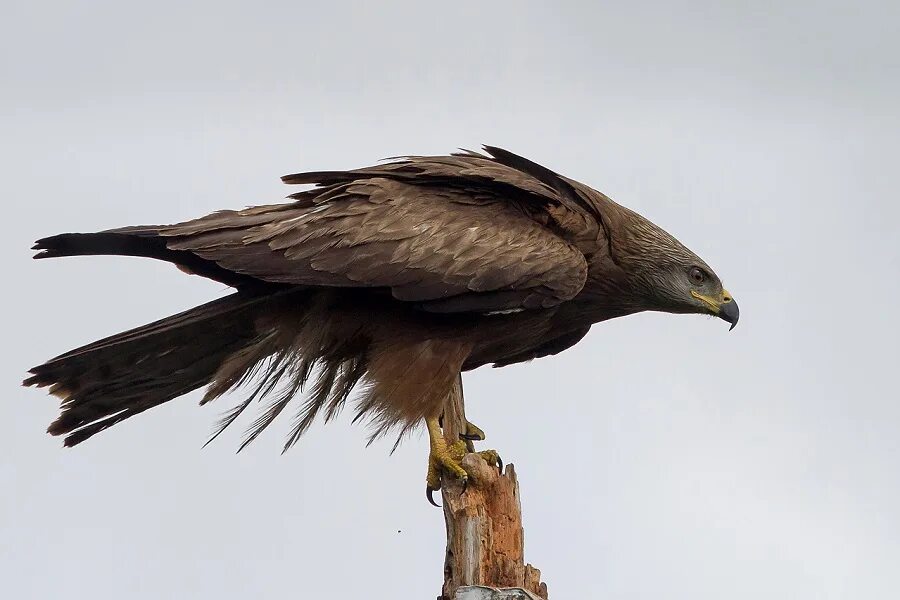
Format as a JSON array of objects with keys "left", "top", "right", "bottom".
[
  {"left": 482, "top": 145, "right": 558, "bottom": 175},
  {"left": 281, "top": 172, "right": 311, "bottom": 184},
  {"left": 31, "top": 233, "right": 87, "bottom": 259},
  {"left": 480, "top": 145, "right": 601, "bottom": 216},
  {"left": 32, "top": 236, "right": 57, "bottom": 258},
  {"left": 482, "top": 145, "right": 520, "bottom": 162},
  {"left": 281, "top": 170, "right": 355, "bottom": 185}
]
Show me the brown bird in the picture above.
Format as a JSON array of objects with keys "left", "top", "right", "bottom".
[{"left": 24, "top": 146, "right": 738, "bottom": 503}]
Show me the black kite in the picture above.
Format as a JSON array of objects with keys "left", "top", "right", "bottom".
[{"left": 24, "top": 146, "right": 738, "bottom": 502}]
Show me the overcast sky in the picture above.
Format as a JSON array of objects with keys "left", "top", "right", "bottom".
[{"left": 2, "top": 1, "right": 898, "bottom": 599}]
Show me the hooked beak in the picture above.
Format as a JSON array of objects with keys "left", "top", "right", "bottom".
[
  {"left": 691, "top": 289, "right": 740, "bottom": 331},
  {"left": 718, "top": 296, "right": 740, "bottom": 331}
]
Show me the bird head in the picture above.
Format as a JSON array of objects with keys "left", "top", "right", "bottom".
[{"left": 610, "top": 206, "right": 739, "bottom": 330}]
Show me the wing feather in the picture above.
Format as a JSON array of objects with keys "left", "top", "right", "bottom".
[{"left": 147, "top": 148, "right": 608, "bottom": 313}]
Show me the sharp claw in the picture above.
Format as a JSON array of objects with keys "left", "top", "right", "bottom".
[
  {"left": 460, "top": 477, "right": 468, "bottom": 496},
  {"left": 496, "top": 454, "right": 503, "bottom": 474},
  {"left": 426, "top": 486, "right": 441, "bottom": 508},
  {"left": 459, "top": 433, "right": 482, "bottom": 441}
]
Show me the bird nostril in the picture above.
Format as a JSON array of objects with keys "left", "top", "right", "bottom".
[{"left": 723, "top": 296, "right": 731, "bottom": 303}]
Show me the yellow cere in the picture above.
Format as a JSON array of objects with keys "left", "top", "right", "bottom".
[{"left": 690, "top": 289, "right": 731, "bottom": 313}]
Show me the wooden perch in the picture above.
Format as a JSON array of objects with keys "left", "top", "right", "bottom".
[{"left": 438, "top": 377, "right": 548, "bottom": 600}]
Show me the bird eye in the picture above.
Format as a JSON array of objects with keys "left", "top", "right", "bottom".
[{"left": 689, "top": 267, "right": 706, "bottom": 284}]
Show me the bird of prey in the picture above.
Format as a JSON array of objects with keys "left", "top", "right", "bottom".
[{"left": 24, "top": 146, "right": 738, "bottom": 503}]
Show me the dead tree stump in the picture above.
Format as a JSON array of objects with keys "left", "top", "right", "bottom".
[{"left": 438, "top": 377, "right": 548, "bottom": 600}]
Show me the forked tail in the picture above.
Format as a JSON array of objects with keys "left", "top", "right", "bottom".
[{"left": 24, "top": 292, "right": 271, "bottom": 446}]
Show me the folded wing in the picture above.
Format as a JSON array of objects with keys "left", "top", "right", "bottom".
[{"left": 38, "top": 148, "right": 605, "bottom": 315}]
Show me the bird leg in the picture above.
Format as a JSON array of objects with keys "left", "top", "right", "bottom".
[
  {"left": 426, "top": 416, "right": 468, "bottom": 506},
  {"left": 425, "top": 416, "right": 503, "bottom": 507}
]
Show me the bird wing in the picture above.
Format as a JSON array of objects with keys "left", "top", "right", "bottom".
[{"left": 150, "top": 148, "right": 605, "bottom": 313}]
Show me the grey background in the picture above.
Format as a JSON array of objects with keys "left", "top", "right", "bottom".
[{"left": 2, "top": 1, "right": 898, "bottom": 598}]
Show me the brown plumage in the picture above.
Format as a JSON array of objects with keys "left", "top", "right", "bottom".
[{"left": 24, "top": 146, "right": 739, "bottom": 451}]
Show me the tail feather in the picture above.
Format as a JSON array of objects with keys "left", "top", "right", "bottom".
[
  {"left": 25, "top": 286, "right": 373, "bottom": 450},
  {"left": 28, "top": 226, "right": 381, "bottom": 449},
  {"left": 25, "top": 292, "right": 270, "bottom": 446}
]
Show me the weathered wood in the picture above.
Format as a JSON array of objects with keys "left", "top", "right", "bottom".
[
  {"left": 455, "top": 586, "right": 544, "bottom": 600},
  {"left": 439, "top": 377, "right": 548, "bottom": 600}
]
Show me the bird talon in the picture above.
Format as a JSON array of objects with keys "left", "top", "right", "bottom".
[
  {"left": 425, "top": 417, "right": 504, "bottom": 503},
  {"left": 461, "top": 420, "right": 486, "bottom": 441},
  {"left": 426, "top": 486, "right": 441, "bottom": 508},
  {"left": 475, "top": 449, "right": 502, "bottom": 474},
  {"left": 425, "top": 417, "right": 470, "bottom": 504}
]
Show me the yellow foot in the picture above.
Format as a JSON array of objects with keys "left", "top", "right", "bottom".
[
  {"left": 425, "top": 416, "right": 467, "bottom": 506},
  {"left": 475, "top": 449, "right": 503, "bottom": 474},
  {"left": 425, "top": 417, "right": 502, "bottom": 507}
]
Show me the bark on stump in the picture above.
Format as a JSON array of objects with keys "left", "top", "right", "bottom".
[{"left": 438, "top": 378, "right": 548, "bottom": 600}]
